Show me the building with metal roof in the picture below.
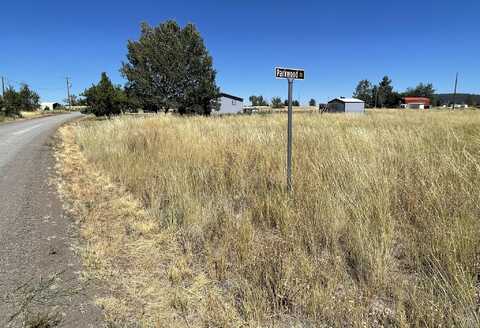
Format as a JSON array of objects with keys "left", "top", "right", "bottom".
[
  {"left": 402, "top": 97, "right": 430, "bottom": 109},
  {"left": 327, "top": 97, "right": 365, "bottom": 113},
  {"left": 214, "top": 93, "right": 244, "bottom": 114}
]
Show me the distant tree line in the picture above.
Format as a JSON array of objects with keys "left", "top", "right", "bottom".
[
  {"left": 249, "top": 95, "right": 269, "bottom": 106},
  {"left": 353, "top": 76, "right": 436, "bottom": 108},
  {"left": 0, "top": 84, "right": 40, "bottom": 117},
  {"left": 249, "top": 95, "right": 306, "bottom": 109},
  {"left": 436, "top": 93, "right": 480, "bottom": 106}
]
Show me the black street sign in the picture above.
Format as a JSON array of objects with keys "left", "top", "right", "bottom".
[
  {"left": 275, "top": 67, "right": 305, "bottom": 80},
  {"left": 275, "top": 67, "right": 305, "bottom": 193}
]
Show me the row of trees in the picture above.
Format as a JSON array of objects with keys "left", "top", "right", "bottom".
[
  {"left": 353, "top": 76, "right": 436, "bottom": 108},
  {"left": 0, "top": 84, "right": 40, "bottom": 117},
  {"left": 250, "top": 95, "right": 316, "bottom": 109}
]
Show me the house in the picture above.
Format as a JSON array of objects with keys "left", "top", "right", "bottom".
[
  {"left": 403, "top": 97, "right": 430, "bottom": 109},
  {"left": 327, "top": 97, "right": 365, "bottom": 113},
  {"left": 215, "top": 93, "right": 244, "bottom": 114},
  {"left": 40, "top": 102, "right": 61, "bottom": 111}
]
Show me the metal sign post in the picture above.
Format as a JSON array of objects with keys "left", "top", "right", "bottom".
[
  {"left": 287, "top": 78, "right": 293, "bottom": 192},
  {"left": 275, "top": 67, "right": 305, "bottom": 193}
]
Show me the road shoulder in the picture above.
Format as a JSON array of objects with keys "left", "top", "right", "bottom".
[
  {"left": 0, "top": 114, "right": 104, "bottom": 327},
  {"left": 55, "top": 120, "right": 189, "bottom": 326}
]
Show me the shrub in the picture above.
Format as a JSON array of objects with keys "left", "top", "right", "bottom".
[{"left": 271, "top": 97, "right": 283, "bottom": 109}]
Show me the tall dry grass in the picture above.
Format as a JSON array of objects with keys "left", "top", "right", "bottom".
[{"left": 70, "top": 111, "right": 479, "bottom": 327}]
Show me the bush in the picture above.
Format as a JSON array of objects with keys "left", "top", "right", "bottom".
[
  {"left": 271, "top": 97, "right": 283, "bottom": 109},
  {"left": 3, "top": 87, "right": 22, "bottom": 117},
  {"left": 82, "top": 73, "right": 130, "bottom": 117}
]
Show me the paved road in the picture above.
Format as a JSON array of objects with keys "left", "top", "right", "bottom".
[{"left": 0, "top": 113, "right": 104, "bottom": 327}]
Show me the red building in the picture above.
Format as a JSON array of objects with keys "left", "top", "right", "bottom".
[{"left": 402, "top": 97, "right": 431, "bottom": 109}]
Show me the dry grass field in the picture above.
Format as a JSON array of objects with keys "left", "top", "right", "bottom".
[{"left": 57, "top": 110, "right": 480, "bottom": 327}]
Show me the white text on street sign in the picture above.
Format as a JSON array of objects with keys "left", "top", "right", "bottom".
[{"left": 275, "top": 67, "right": 305, "bottom": 80}]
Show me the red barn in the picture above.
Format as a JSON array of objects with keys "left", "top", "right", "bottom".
[{"left": 402, "top": 97, "right": 431, "bottom": 109}]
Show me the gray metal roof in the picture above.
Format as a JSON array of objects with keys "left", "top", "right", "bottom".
[{"left": 328, "top": 98, "right": 364, "bottom": 103}]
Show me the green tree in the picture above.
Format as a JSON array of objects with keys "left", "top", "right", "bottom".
[
  {"left": 18, "top": 84, "right": 40, "bottom": 111},
  {"left": 82, "top": 73, "right": 129, "bottom": 117},
  {"left": 250, "top": 95, "right": 268, "bottom": 106},
  {"left": 283, "top": 99, "right": 300, "bottom": 106},
  {"left": 309, "top": 98, "right": 316, "bottom": 107},
  {"left": 376, "top": 76, "right": 400, "bottom": 107},
  {"left": 372, "top": 85, "right": 379, "bottom": 108},
  {"left": 353, "top": 80, "right": 374, "bottom": 107},
  {"left": 2, "top": 86, "right": 22, "bottom": 117},
  {"left": 405, "top": 83, "right": 436, "bottom": 101},
  {"left": 432, "top": 96, "right": 442, "bottom": 107},
  {"left": 466, "top": 94, "right": 475, "bottom": 106},
  {"left": 121, "top": 21, "right": 219, "bottom": 115},
  {"left": 271, "top": 97, "right": 283, "bottom": 108}
]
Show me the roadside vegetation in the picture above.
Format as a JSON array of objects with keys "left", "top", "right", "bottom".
[
  {"left": 58, "top": 110, "right": 480, "bottom": 327},
  {"left": 0, "top": 84, "right": 40, "bottom": 117},
  {"left": 0, "top": 83, "right": 65, "bottom": 123}
]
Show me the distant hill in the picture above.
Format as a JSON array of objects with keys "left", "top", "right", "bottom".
[{"left": 436, "top": 93, "right": 480, "bottom": 105}]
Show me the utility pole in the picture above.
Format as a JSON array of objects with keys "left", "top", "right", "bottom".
[
  {"left": 66, "top": 77, "right": 72, "bottom": 107},
  {"left": 1, "top": 76, "right": 5, "bottom": 97},
  {"left": 452, "top": 72, "right": 458, "bottom": 110}
]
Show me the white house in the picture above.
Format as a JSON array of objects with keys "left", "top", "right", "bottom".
[
  {"left": 215, "top": 93, "right": 244, "bottom": 114},
  {"left": 40, "top": 102, "right": 61, "bottom": 111},
  {"left": 327, "top": 98, "right": 365, "bottom": 113}
]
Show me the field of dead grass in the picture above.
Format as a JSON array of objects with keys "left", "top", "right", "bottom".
[{"left": 57, "top": 110, "right": 480, "bottom": 327}]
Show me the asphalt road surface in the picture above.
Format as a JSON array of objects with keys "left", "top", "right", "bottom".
[{"left": 0, "top": 113, "right": 104, "bottom": 327}]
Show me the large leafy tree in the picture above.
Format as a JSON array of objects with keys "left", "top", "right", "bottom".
[
  {"left": 353, "top": 80, "right": 374, "bottom": 107},
  {"left": 82, "top": 72, "right": 129, "bottom": 117},
  {"left": 121, "top": 21, "right": 219, "bottom": 115},
  {"left": 309, "top": 98, "right": 316, "bottom": 107}
]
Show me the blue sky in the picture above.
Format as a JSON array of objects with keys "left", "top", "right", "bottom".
[{"left": 1, "top": 0, "right": 478, "bottom": 103}]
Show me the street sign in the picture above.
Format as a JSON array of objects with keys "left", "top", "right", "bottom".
[
  {"left": 275, "top": 67, "right": 305, "bottom": 193},
  {"left": 275, "top": 67, "right": 305, "bottom": 80}
]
